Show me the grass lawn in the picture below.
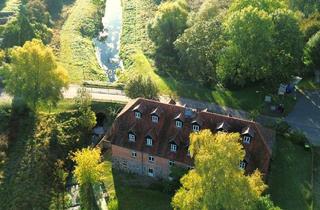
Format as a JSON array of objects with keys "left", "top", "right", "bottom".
[
  {"left": 298, "top": 77, "right": 320, "bottom": 91},
  {"left": 268, "top": 137, "right": 313, "bottom": 210},
  {"left": 119, "top": 52, "right": 296, "bottom": 114},
  {"left": 313, "top": 147, "right": 320, "bottom": 209},
  {"left": 102, "top": 153, "right": 172, "bottom": 210},
  {"left": 58, "top": 0, "right": 106, "bottom": 83}
]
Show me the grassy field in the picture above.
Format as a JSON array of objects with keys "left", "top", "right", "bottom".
[
  {"left": 58, "top": 0, "right": 106, "bottom": 83},
  {"left": 119, "top": 52, "right": 296, "bottom": 114},
  {"left": 102, "top": 153, "right": 172, "bottom": 210},
  {"left": 268, "top": 137, "right": 313, "bottom": 210},
  {"left": 120, "top": 0, "right": 158, "bottom": 66}
]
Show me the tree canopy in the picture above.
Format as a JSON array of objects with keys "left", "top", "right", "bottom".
[
  {"left": 172, "top": 130, "right": 277, "bottom": 210},
  {"left": 4, "top": 39, "right": 68, "bottom": 110},
  {"left": 124, "top": 75, "right": 159, "bottom": 100},
  {"left": 304, "top": 31, "right": 320, "bottom": 71}
]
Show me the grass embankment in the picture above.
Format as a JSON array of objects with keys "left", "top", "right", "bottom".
[
  {"left": 102, "top": 153, "right": 172, "bottom": 210},
  {"left": 268, "top": 137, "right": 313, "bottom": 210},
  {"left": 120, "top": 0, "right": 295, "bottom": 114},
  {"left": 59, "top": 0, "right": 106, "bottom": 83}
]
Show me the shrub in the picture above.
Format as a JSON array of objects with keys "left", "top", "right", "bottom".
[{"left": 124, "top": 75, "right": 159, "bottom": 99}]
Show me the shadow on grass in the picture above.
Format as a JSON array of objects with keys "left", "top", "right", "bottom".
[
  {"left": 268, "top": 137, "right": 313, "bottom": 210},
  {"left": 112, "top": 169, "right": 172, "bottom": 210}
]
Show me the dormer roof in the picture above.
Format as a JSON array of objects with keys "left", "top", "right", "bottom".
[{"left": 216, "top": 121, "right": 230, "bottom": 131}]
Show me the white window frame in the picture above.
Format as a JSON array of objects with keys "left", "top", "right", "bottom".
[
  {"left": 176, "top": 120, "right": 183, "bottom": 128},
  {"left": 148, "top": 155, "right": 154, "bottom": 162},
  {"left": 151, "top": 115, "right": 159, "bottom": 123},
  {"left": 239, "top": 161, "right": 246, "bottom": 170},
  {"left": 192, "top": 124, "right": 200, "bottom": 132},
  {"left": 148, "top": 168, "right": 154, "bottom": 177},
  {"left": 169, "top": 160, "right": 175, "bottom": 166},
  {"left": 128, "top": 133, "right": 136, "bottom": 142},
  {"left": 170, "top": 144, "right": 177, "bottom": 152},
  {"left": 131, "top": 151, "right": 137, "bottom": 158},
  {"left": 146, "top": 137, "right": 153, "bottom": 146},
  {"left": 243, "top": 136, "right": 251, "bottom": 144},
  {"left": 135, "top": 111, "right": 141, "bottom": 119}
]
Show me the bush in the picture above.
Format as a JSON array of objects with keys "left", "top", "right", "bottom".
[
  {"left": 274, "top": 120, "right": 290, "bottom": 136},
  {"left": 124, "top": 75, "right": 159, "bottom": 99},
  {"left": 288, "top": 130, "right": 308, "bottom": 146},
  {"left": 107, "top": 198, "right": 119, "bottom": 210}
]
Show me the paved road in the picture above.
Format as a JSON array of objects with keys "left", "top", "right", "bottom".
[
  {"left": 0, "top": 85, "right": 130, "bottom": 103},
  {"left": 286, "top": 91, "right": 320, "bottom": 146}
]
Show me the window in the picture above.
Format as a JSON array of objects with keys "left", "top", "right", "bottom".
[
  {"left": 146, "top": 137, "right": 153, "bottom": 146},
  {"left": 243, "top": 136, "right": 251, "bottom": 144},
  {"left": 151, "top": 115, "right": 159, "bottom": 123},
  {"left": 239, "top": 160, "right": 247, "bottom": 170},
  {"left": 148, "top": 168, "right": 154, "bottom": 177},
  {"left": 135, "top": 111, "right": 141, "bottom": 119},
  {"left": 169, "top": 160, "right": 175, "bottom": 166},
  {"left": 176, "top": 120, "right": 183, "bottom": 128},
  {"left": 128, "top": 133, "right": 136, "bottom": 142},
  {"left": 131, "top": 151, "right": 137, "bottom": 158},
  {"left": 192, "top": 124, "right": 200, "bottom": 132},
  {"left": 148, "top": 155, "right": 154, "bottom": 162},
  {"left": 170, "top": 143, "right": 177, "bottom": 152}
]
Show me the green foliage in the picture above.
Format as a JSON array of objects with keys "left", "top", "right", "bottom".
[
  {"left": 218, "top": 1, "right": 303, "bottom": 87},
  {"left": 194, "top": 0, "right": 232, "bottom": 21},
  {"left": 172, "top": 130, "right": 271, "bottom": 210},
  {"left": 124, "top": 75, "right": 159, "bottom": 99},
  {"left": 256, "top": 195, "right": 281, "bottom": 210},
  {"left": 175, "top": 19, "right": 223, "bottom": 85},
  {"left": 148, "top": 0, "right": 189, "bottom": 69},
  {"left": 300, "top": 12, "right": 320, "bottom": 41},
  {"left": 304, "top": 31, "right": 320, "bottom": 71},
  {"left": 4, "top": 39, "right": 69, "bottom": 110},
  {"left": 287, "top": 0, "right": 319, "bottom": 16},
  {"left": 270, "top": 9, "right": 303, "bottom": 82},
  {"left": 75, "top": 88, "right": 97, "bottom": 130},
  {"left": 45, "top": 0, "right": 63, "bottom": 18},
  {"left": 26, "top": 0, "right": 50, "bottom": 25},
  {"left": 72, "top": 147, "right": 104, "bottom": 185},
  {"left": 218, "top": 6, "right": 274, "bottom": 86}
]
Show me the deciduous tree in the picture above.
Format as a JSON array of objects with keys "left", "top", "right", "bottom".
[
  {"left": 72, "top": 148, "right": 105, "bottom": 210},
  {"left": 304, "top": 31, "right": 320, "bottom": 71},
  {"left": 5, "top": 39, "right": 68, "bottom": 110},
  {"left": 124, "top": 75, "right": 159, "bottom": 100},
  {"left": 172, "top": 130, "right": 275, "bottom": 210}
]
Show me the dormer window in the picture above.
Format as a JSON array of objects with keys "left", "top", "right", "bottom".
[
  {"left": 151, "top": 115, "right": 159, "bottom": 123},
  {"left": 243, "top": 136, "right": 251, "bottom": 144},
  {"left": 239, "top": 160, "right": 247, "bottom": 170},
  {"left": 146, "top": 136, "right": 153, "bottom": 146},
  {"left": 169, "top": 160, "right": 175, "bottom": 166},
  {"left": 170, "top": 143, "right": 177, "bottom": 152},
  {"left": 128, "top": 132, "right": 136, "bottom": 142},
  {"left": 135, "top": 111, "right": 141, "bottom": 119},
  {"left": 192, "top": 124, "right": 200, "bottom": 132},
  {"left": 176, "top": 120, "right": 183, "bottom": 128}
]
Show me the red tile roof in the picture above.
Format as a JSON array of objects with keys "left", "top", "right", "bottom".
[{"left": 107, "top": 98, "right": 275, "bottom": 175}]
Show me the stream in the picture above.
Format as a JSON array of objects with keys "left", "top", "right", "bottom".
[{"left": 94, "top": 0, "right": 123, "bottom": 82}]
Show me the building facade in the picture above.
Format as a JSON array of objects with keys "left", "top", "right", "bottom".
[{"left": 105, "top": 98, "right": 275, "bottom": 179}]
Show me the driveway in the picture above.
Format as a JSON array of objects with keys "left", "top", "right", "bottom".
[{"left": 286, "top": 91, "right": 320, "bottom": 146}]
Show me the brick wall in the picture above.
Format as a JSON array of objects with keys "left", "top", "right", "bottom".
[{"left": 112, "top": 145, "right": 189, "bottom": 179}]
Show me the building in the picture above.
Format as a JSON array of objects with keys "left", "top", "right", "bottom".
[{"left": 105, "top": 98, "right": 275, "bottom": 179}]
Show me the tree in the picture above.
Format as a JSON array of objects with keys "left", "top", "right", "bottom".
[
  {"left": 148, "top": 0, "right": 189, "bottom": 68},
  {"left": 304, "top": 31, "right": 320, "bottom": 71},
  {"left": 218, "top": 6, "right": 274, "bottom": 86},
  {"left": 75, "top": 88, "right": 96, "bottom": 130},
  {"left": 229, "top": 0, "right": 286, "bottom": 13},
  {"left": 175, "top": 19, "right": 224, "bottom": 85},
  {"left": 45, "top": 0, "right": 63, "bottom": 18},
  {"left": 72, "top": 148, "right": 105, "bottom": 210},
  {"left": 194, "top": 0, "right": 232, "bottom": 22},
  {"left": 172, "top": 130, "right": 274, "bottom": 210},
  {"left": 4, "top": 39, "right": 68, "bottom": 110},
  {"left": 0, "top": 50, "right": 5, "bottom": 65},
  {"left": 301, "top": 12, "right": 320, "bottom": 42},
  {"left": 124, "top": 75, "right": 159, "bottom": 100},
  {"left": 270, "top": 9, "right": 303, "bottom": 83}
]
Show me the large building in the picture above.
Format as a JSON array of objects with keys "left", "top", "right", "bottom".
[{"left": 105, "top": 98, "right": 275, "bottom": 179}]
